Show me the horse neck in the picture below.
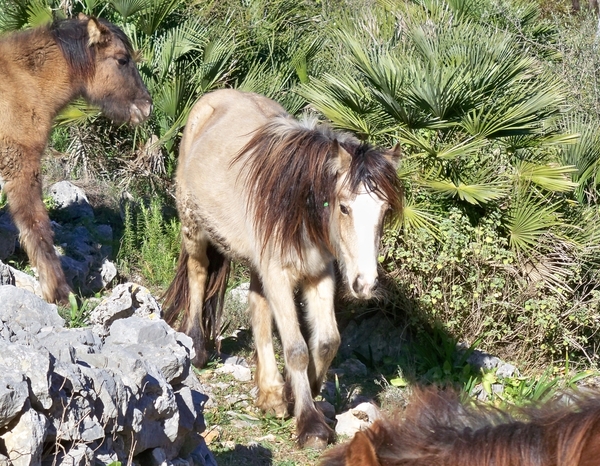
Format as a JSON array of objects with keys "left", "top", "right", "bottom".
[{"left": 1, "top": 28, "right": 82, "bottom": 120}]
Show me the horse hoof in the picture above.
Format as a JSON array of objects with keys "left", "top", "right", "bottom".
[
  {"left": 297, "top": 421, "right": 333, "bottom": 449},
  {"left": 256, "top": 386, "right": 289, "bottom": 418},
  {"left": 300, "top": 434, "right": 329, "bottom": 450}
]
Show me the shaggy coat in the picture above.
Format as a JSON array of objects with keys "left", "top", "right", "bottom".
[
  {"left": 0, "top": 15, "right": 152, "bottom": 303},
  {"left": 163, "top": 89, "right": 402, "bottom": 449},
  {"left": 320, "top": 387, "right": 600, "bottom": 466}
]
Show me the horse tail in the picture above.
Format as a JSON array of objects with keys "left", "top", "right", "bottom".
[
  {"left": 203, "top": 243, "right": 231, "bottom": 353},
  {"left": 162, "top": 242, "right": 230, "bottom": 365},
  {"left": 162, "top": 244, "right": 190, "bottom": 328}
]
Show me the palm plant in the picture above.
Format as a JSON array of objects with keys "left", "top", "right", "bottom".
[{"left": 301, "top": 0, "right": 578, "bottom": 261}]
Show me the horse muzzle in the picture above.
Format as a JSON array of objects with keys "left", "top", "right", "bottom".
[
  {"left": 129, "top": 99, "right": 153, "bottom": 125},
  {"left": 351, "top": 275, "right": 378, "bottom": 300}
]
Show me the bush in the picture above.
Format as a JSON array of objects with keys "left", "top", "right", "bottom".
[
  {"left": 382, "top": 208, "right": 600, "bottom": 368},
  {"left": 118, "top": 197, "right": 180, "bottom": 291}
]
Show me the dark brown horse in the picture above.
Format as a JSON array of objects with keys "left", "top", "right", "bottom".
[
  {"left": 320, "top": 387, "right": 600, "bottom": 466},
  {"left": 163, "top": 89, "right": 402, "bottom": 449},
  {"left": 0, "top": 15, "right": 152, "bottom": 303}
]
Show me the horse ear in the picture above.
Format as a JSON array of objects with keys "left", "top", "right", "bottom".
[
  {"left": 331, "top": 140, "right": 352, "bottom": 174},
  {"left": 87, "top": 17, "right": 111, "bottom": 47},
  {"left": 385, "top": 143, "right": 402, "bottom": 169},
  {"left": 345, "top": 431, "right": 379, "bottom": 466},
  {"left": 77, "top": 13, "right": 88, "bottom": 21}
]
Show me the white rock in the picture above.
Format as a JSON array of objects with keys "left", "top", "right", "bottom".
[
  {"left": 216, "top": 364, "right": 252, "bottom": 382},
  {"left": 335, "top": 402, "right": 381, "bottom": 437},
  {"left": 4, "top": 404, "right": 48, "bottom": 466}
]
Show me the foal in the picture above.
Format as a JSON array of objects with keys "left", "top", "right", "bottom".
[
  {"left": 320, "top": 387, "right": 600, "bottom": 466},
  {"left": 0, "top": 15, "right": 152, "bottom": 303},
  {"left": 163, "top": 89, "right": 402, "bottom": 449}
]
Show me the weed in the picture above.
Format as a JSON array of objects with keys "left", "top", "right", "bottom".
[
  {"left": 57, "top": 293, "right": 98, "bottom": 328},
  {"left": 117, "top": 197, "right": 180, "bottom": 292},
  {"left": 382, "top": 208, "right": 600, "bottom": 369}
]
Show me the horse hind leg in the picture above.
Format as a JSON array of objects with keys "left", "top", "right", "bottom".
[
  {"left": 3, "top": 165, "right": 70, "bottom": 303},
  {"left": 164, "top": 231, "right": 211, "bottom": 367},
  {"left": 302, "top": 263, "right": 340, "bottom": 398},
  {"left": 250, "top": 272, "right": 288, "bottom": 418}
]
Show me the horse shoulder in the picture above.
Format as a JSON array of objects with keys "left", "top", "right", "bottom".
[{"left": 0, "top": 29, "right": 73, "bottom": 147}]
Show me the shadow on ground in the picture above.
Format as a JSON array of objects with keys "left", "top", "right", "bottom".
[{"left": 212, "top": 443, "right": 273, "bottom": 466}]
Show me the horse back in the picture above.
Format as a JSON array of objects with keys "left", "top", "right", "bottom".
[
  {"left": 179, "top": 89, "right": 287, "bottom": 167},
  {"left": 176, "top": 89, "right": 289, "bottom": 262}
]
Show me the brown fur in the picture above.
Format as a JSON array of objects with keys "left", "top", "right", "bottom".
[
  {"left": 162, "top": 89, "right": 402, "bottom": 449},
  {"left": 0, "top": 15, "right": 152, "bottom": 303},
  {"left": 320, "top": 387, "right": 600, "bottom": 466},
  {"left": 163, "top": 244, "right": 230, "bottom": 366}
]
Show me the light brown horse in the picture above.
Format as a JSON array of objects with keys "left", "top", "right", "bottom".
[
  {"left": 0, "top": 15, "right": 152, "bottom": 303},
  {"left": 163, "top": 89, "right": 402, "bottom": 449},
  {"left": 320, "top": 387, "right": 600, "bottom": 466}
]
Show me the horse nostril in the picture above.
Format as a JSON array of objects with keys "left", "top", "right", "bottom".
[{"left": 352, "top": 275, "right": 363, "bottom": 295}]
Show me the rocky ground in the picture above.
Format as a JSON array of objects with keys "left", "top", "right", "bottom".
[{"left": 0, "top": 180, "right": 524, "bottom": 466}]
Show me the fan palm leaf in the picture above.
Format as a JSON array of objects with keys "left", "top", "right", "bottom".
[
  {"left": 505, "top": 193, "right": 563, "bottom": 252},
  {"left": 512, "top": 161, "right": 578, "bottom": 193}
]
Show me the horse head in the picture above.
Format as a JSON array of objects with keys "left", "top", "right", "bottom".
[
  {"left": 330, "top": 142, "right": 402, "bottom": 299},
  {"left": 76, "top": 15, "right": 152, "bottom": 125}
]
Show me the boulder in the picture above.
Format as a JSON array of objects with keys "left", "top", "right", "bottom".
[
  {"left": 0, "top": 286, "right": 214, "bottom": 466},
  {"left": 48, "top": 181, "right": 94, "bottom": 221}
]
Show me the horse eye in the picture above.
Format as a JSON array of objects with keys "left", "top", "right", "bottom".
[
  {"left": 116, "top": 56, "right": 129, "bottom": 66},
  {"left": 340, "top": 204, "right": 349, "bottom": 215}
]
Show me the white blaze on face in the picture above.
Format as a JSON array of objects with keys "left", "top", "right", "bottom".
[{"left": 345, "top": 189, "right": 386, "bottom": 299}]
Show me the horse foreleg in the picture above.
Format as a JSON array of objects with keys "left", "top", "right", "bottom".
[
  {"left": 3, "top": 166, "right": 70, "bottom": 303},
  {"left": 249, "top": 272, "right": 287, "bottom": 417},
  {"left": 181, "top": 234, "right": 210, "bottom": 366},
  {"left": 262, "top": 269, "right": 333, "bottom": 449},
  {"left": 302, "top": 263, "right": 340, "bottom": 397}
]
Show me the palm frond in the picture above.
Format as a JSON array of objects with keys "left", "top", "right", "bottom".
[
  {"left": 110, "top": 0, "right": 148, "bottom": 19},
  {"left": 425, "top": 178, "right": 507, "bottom": 205},
  {"left": 505, "top": 194, "right": 563, "bottom": 252},
  {"left": 513, "top": 161, "right": 577, "bottom": 193},
  {"left": 55, "top": 99, "right": 100, "bottom": 126},
  {"left": 399, "top": 199, "right": 442, "bottom": 239}
]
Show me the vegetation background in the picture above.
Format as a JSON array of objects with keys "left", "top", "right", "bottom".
[{"left": 2, "top": 0, "right": 600, "bottom": 463}]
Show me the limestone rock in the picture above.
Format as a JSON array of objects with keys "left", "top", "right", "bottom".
[
  {"left": 88, "top": 283, "right": 163, "bottom": 337},
  {"left": 3, "top": 402, "right": 48, "bottom": 466},
  {"left": 335, "top": 402, "right": 381, "bottom": 437},
  {"left": 48, "top": 181, "right": 94, "bottom": 221}
]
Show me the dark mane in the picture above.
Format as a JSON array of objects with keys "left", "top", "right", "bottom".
[
  {"left": 235, "top": 117, "right": 403, "bottom": 257},
  {"left": 320, "top": 387, "right": 600, "bottom": 466},
  {"left": 342, "top": 141, "right": 403, "bottom": 215},
  {"left": 50, "top": 17, "right": 133, "bottom": 81}
]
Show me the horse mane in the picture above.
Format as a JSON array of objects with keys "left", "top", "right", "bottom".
[
  {"left": 320, "top": 387, "right": 600, "bottom": 466},
  {"left": 49, "top": 17, "right": 134, "bottom": 81},
  {"left": 235, "top": 116, "right": 402, "bottom": 258}
]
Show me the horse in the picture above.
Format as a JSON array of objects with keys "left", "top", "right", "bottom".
[
  {"left": 162, "top": 89, "right": 402, "bottom": 449},
  {"left": 319, "top": 387, "right": 600, "bottom": 466},
  {"left": 0, "top": 15, "right": 152, "bottom": 304}
]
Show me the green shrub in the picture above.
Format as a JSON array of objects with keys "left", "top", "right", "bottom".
[
  {"left": 118, "top": 197, "right": 180, "bottom": 292},
  {"left": 382, "top": 207, "right": 600, "bottom": 368}
]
